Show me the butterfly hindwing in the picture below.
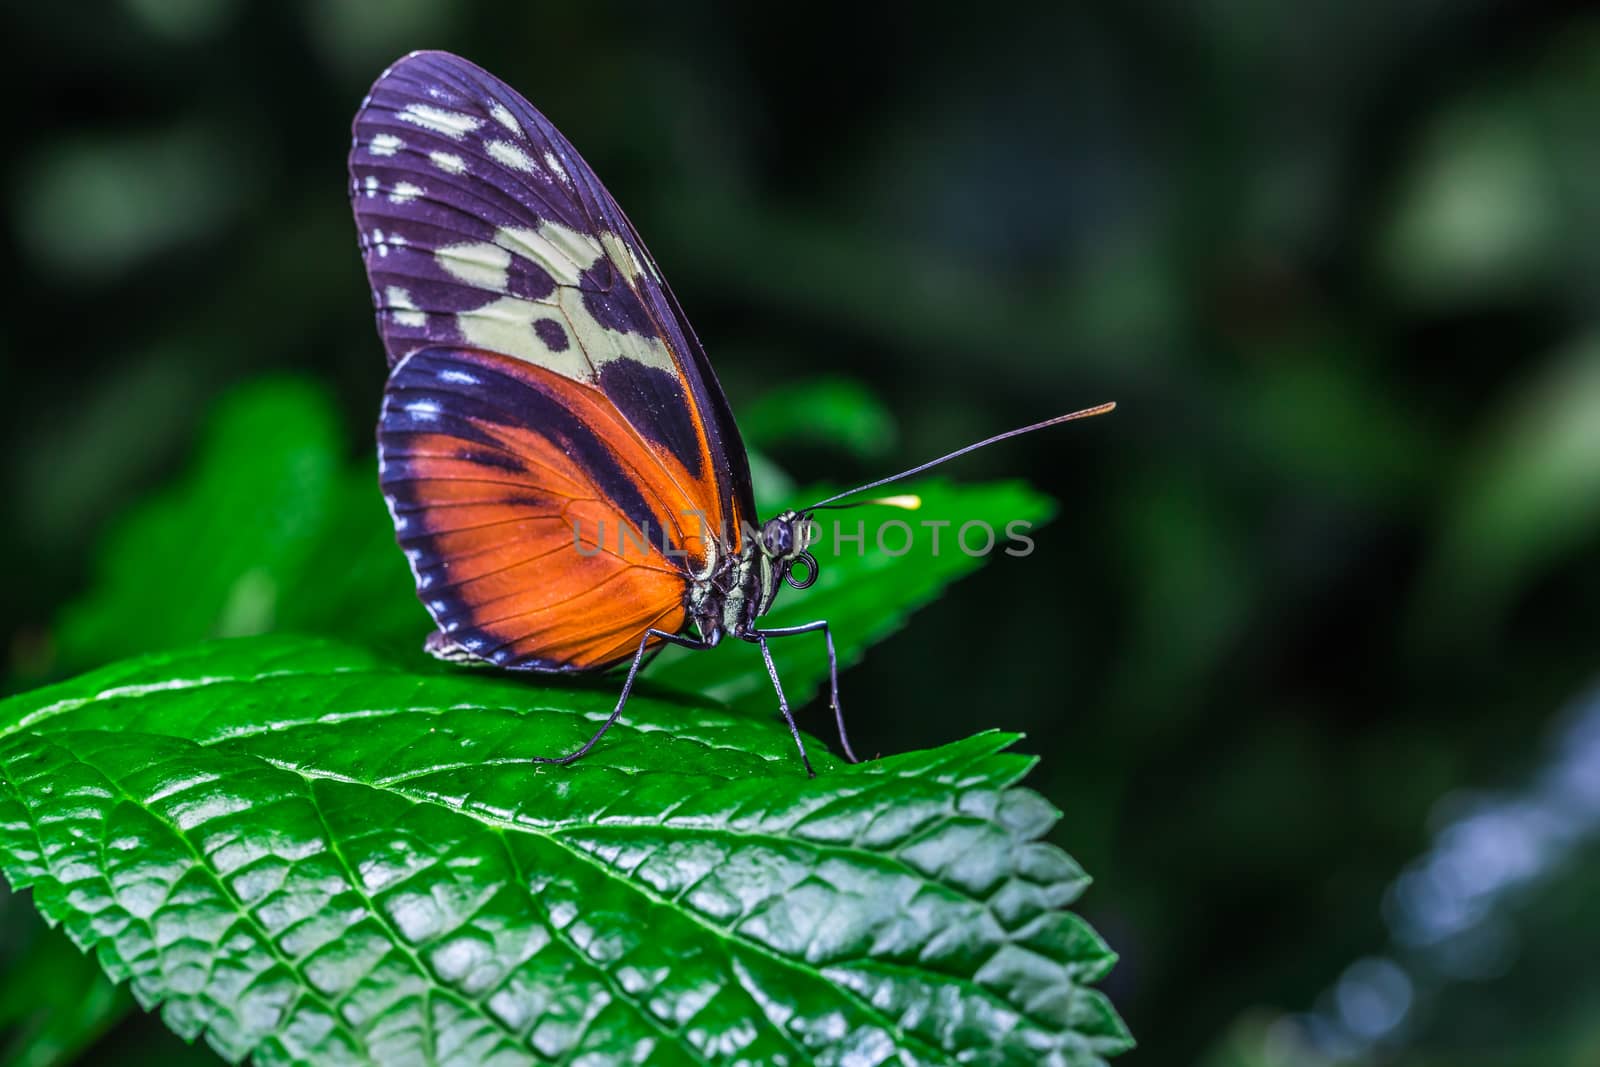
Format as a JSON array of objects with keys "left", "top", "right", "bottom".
[
  {"left": 349, "top": 50, "right": 754, "bottom": 557},
  {"left": 378, "top": 347, "right": 699, "bottom": 671}
]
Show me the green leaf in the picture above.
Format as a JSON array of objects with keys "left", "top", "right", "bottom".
[
  {"left": 52, "top": 380, "right": 424, "bottom": 675},
  {"left": 0, "top": 635, "right": 1129, "bottom": 1066},
  {"left": 648, "top": 478, "right": 1057, "bottom": 712},
  {"left": 54, "top": 379, "right": 342, "bottom": 665},
  {"left": 737, "top": 377, "right": 898, "bottom": 460}
]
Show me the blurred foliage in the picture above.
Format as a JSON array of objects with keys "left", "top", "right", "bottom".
[
  {"left": 737, "top": 375, "right": 898, "bottom": 460},
  {"left": 50, "top": 381, "right": 420, "bottom": 674},
  {"left": 0, "top": 893, "right": 127, "bottom": 1067},
  {"left": 4, "top": 0, "right": 1600, "bottom": 1063},
  {"left": 1416, "top": 333, "right": 1600, "bottom": 638}
]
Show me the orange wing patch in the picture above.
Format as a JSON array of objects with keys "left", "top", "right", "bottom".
[{"left": 378, "top": 347, "right": 721, "bottom": 671}]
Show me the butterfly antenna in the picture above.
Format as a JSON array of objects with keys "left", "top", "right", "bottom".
[{"left": 803, "top": 402, "right": 1116, "bottom": 513}]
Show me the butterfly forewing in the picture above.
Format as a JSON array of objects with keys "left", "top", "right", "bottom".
[
  {"left": 351, "top": 51, "right": 753, "bottom": 544},
  {"left": 351, "top": 51, "right": 749, "bottom": 670}
]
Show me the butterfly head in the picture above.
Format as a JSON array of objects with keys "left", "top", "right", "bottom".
[{"left": 757, "top": 510, "right": 819, "bottom": 593}]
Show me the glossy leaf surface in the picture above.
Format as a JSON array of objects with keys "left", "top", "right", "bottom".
[{"left": 0, "top": 636, "right": 1128, "bottom": 1065}]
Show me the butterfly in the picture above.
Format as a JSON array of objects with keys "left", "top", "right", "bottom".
[{"left": 349, "top": 51, "right": 1112, "bottom": 775}]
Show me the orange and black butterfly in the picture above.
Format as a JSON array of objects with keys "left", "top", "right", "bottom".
[{"left": 349, "top": 51, "right": 1111, "bottom": 774}]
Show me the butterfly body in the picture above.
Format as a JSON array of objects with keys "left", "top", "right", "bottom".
[
  {"left": 706, "top": 511, "right": 817, "bottom": 639},
  {"left": 351, "top": 51, "right": 1109, "bottom": 774}
]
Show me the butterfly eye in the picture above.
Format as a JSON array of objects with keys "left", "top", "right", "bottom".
[
  {"left": 785, "top": 551, "right": 818, "bottom": 590},
  {"left": 762, "top": 520, "right": 792, "bottom": 556}
]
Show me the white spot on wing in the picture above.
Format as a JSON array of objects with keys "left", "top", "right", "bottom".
[
  {"left": 363, "top": 175, "right": 379, "bottom": 197},
  {"left": 556, "top": 286, "right": 676, "bottom": 376},
  {"left": 398, "top": 104, "right": 483, "bottom": 139},
  {"left": 487, "top": 140, "right": 537, "bottom": 173},
  {"left": 601, "top": 232, "right": 644, "bottom": 281},
  {"left": 456, "top": 295, "right": 592, "bottom": 381},
  {"left": 444, "top": 217, "right": 681, "bottom": 383},
  {"left": 434, "top": 241, "right": 511, "bottom": 290},
  {"left": 369, "top": 133, "right": 403, "bottom": 156},
  {"left": 498, "top": 221, "right": 601, "bottom": 287},
  {"left": 370, "top": 230, "right": 408, "bottom": 261},
  {"left": 448, "top": 220, "right": 678, "bottom": 383},
  {"left": 544, "top": 151, "right": 569, "bottom": 183},
  {"left": 388, "top": 181, "right": 423, "bottom": 204},
  {"left": 490, "top": 102, "right": 521, "bottom": 136},
  {"left": 439, "top": 369, "right": 480, "bottom": 385},
  {"left": 404, "top": 399, "right": 440, "bottom": 420},
  {"left": 385, "top": 286, "right": 426, "bottom": 327},
  {"left": 430, "top": 151, "right": 466, "bottom": 175}
]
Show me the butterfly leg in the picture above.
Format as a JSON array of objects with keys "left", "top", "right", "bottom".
[
  {"left": 533, "top": 628, "right": 710, "bottom": 765},
  {"left": 753, "top": 634, "right": 817, "bottom": 778},
  {"left": 751, "top": 621, "right": 858, "bottom": 763}
]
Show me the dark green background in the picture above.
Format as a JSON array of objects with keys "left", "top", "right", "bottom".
[{"left": 6, "top": 2, "right": 1600, "bottom": 1064}]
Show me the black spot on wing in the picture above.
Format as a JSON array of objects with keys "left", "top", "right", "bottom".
[
  {"left": 579, "top": 259, "right": 655, "bottom": 336},
  {"left": 505, "top": 258, "right": 557, "bottom": 301},
  {"left": 534, "top": 318, "right": 569, "bottom": 352},
  {"left": 596, "top": 358, "right": 704, "bottom": 480}
]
